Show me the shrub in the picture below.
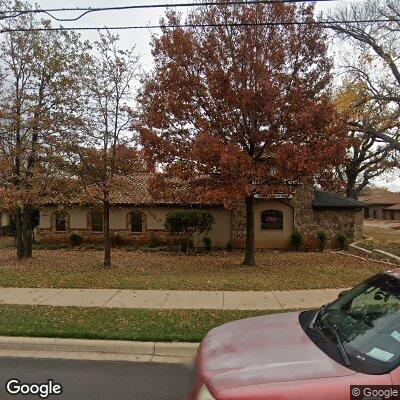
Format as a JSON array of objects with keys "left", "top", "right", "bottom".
[
  {"left": 148, "top": 233, "right": 164, "bottom": 248},
  {"left": 34, "top": 243, "right": 70, "bottom": 250},
  {"left": 141, "top": 245, "right": 171, "bottom": 253},
  {"left": 317, "top": 230, "right": 328, "bottom": 252},
  {"left": 203, "top": 237, "right": 212, "bottom": 252},
  {"left": 177, "top": 238, "right": 193, "bottom": 252},
  {"left": 336, "top": 234, "right": 349, "bottom": 250},
  {"left": 165, "top": 210, "right": 215, "bottom": 252},
  {"left": 125, "top": 245, "right": 139, "bottom": 252},
  {"left": 226, "top": 242, "right": 233, "bottom": 252},
  {"left": 85, "top": 243, "right": 103, "bottom": 250},
  {"left": 69, "top": 233, "right": 83, "bottom": 247},
  {"left": 290, "top": 230, "right": 303, "bottom": 251}
]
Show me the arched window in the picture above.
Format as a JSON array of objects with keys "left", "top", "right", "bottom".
[
  {"left": 261, "top": 210, "right": 283, "bottom": 230},
  {"left": 131, "top": 211, "right": 143, "bottom": 233},
  {"left": 91, "top": 211, "right": 103, "bottom": 232},
  {"left": 55, "top": 212, "right": 68, "bottom": 232}
]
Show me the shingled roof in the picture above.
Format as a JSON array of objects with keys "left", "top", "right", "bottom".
[
  {"left": 42, "top": 174, "right": 216, "bottom": 206},
  {"left": 385, "top": 203, "right": 400, "bottom": 211},
  {"left": 41, "top": 174, "right": 368, "bottom": 209},
  {"left": 313, "top": 191, "right": 367, "bottom": 209},
  {"left": 83, "top": 174, "right": 155, "bottom": 205},
  {"left": 359, "top": 194, "right": 400, "bottom": 206}
]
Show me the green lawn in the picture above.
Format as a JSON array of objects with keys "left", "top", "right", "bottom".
[
  {"left": 358, "top": 225, "right": 400, "bottom": 257},
  {"left": 0, "top": 247, "right": 388, "bottom": 291},
  {"left": 0, "top": 305, "right": 287, "bottom": 342}
]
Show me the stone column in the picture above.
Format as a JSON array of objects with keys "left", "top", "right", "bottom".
[{"left": 232, "top": 202, "right": 246, "bottom": 248}]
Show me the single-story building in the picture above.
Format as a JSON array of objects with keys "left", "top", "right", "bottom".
[
  {"left": 35, "top": 175, "right": 366, "bottom": 249},
  {"left": 383, "top": 203, "right": 400, "bottom": 221},
  {"left": 359, "top": 194, "right": 400, "bottom": 221}
]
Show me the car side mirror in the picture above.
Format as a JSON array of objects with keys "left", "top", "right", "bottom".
[{"left": 338, "top": 290, "right": 349, "bottom": 298}]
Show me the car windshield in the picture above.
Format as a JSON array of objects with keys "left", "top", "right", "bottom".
[{"left": 320, "top": 273, "right": 400, "bottom": 374}]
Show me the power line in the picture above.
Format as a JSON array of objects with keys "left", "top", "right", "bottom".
[
  {"left": 0, "top": 18, "right": 398, "bottom": 33},
  {"left": 1, "top": 0, "right": 340, "bottom": 22}
]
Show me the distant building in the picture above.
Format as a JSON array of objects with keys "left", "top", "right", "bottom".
[{"left": 359, "top": 194, "right": 400, "bottom": 220}]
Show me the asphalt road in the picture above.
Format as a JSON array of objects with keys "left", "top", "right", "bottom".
[{"left": 0, "top": 357, "right": 195, "bottom": 400}]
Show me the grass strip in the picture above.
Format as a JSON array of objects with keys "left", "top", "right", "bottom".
[
  {"left": 0, "top": 305, "right": 297, "bottom": 342},
  {"left": 0, "top": 248, "right": 387, "bottom": 291}
]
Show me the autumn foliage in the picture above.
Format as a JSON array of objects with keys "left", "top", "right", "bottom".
[{"left": 138, "top": 2, "right": 347, "bottom": 265}]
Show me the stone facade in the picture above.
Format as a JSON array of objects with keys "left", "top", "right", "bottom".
[
  {"left": 290, "top": 185, "right": 362, "bottom": 243},
  {"left": 288, "top": 184, "right": 315, "bottom": 240},
  {"left": 313, "top": 209, "right": 363, "bottom": 242},
  {"left": 231, "top": 204, "right": 246, "bottom": 248},
  {"left": 232, "top": 185, "right": 363, "bottom": 249}
]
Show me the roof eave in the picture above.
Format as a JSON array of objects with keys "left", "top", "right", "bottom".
[{"left": 312, "top": 205, "right": 366, "bottom": 210}]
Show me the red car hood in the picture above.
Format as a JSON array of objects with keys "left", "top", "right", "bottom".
[{"left": 198, "top": 312, "right": 355, "bottom": 397}]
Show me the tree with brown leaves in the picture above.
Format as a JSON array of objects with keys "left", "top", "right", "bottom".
[
  {"left": 137, "top": 1, "right": 347, "bottom": 265},
  {"left": 70, "top": 32, "right": 141, "bottom": 268},
  {"left": 0, "top": 0, "right": 89, "bottom": 259},
  {"left": 331, "top": 82, "right": 398, "bottom": 199}
]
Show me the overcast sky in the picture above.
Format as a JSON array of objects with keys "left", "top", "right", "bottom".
[{"left": 27, "top": 0, "right": 400, "bottom": 191}]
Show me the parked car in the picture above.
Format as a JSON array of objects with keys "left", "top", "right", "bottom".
[{"left": 189, "top": 269, "right": 400, "bottom": 400}]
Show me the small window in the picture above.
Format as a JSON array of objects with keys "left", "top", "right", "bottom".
[
  {"left": 131, "top": 212, "right": 143, "bottom": 233},
  {"left": 261, "top": 210, "right": 283, "bottom": 230},
  {"left": 91, "top": 212, "right": 103, "bottom": 232},
  {"left": 55, "top": 212, "right": 67, "bottom": 232}
]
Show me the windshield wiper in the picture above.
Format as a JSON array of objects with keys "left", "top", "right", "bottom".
[
  {"left": 309, "top": 305, "right": 326, "bottom": 330},
  {"left": 312, "top": 310, "right": 352, "bottom": 368},
  {"left": 333, "top": 325, "right": 352, "bottom": 368}
]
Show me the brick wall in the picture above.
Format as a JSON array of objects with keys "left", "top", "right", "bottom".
[{"left": 37, "top": 208, "right": 171, "bottom": 245}]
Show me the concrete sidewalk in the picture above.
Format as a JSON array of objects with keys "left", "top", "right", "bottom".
[{"left": 0, "top": 287, "right": 346, "bottom": 310}]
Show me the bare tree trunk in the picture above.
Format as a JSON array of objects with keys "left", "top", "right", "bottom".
[
  {"left": 103, "top": 200, "right": 111, "bottom": 268},
  {"left": 346, "top": 186, "right": 358, "bottom": 200},
  {"left": 345, "top": 169, "right": 358, "bottom": 200},
  {"left": 15, "top": 208, "right": 23, "bottom": 260},
  {"left": 242, "top": 195, "right": 256, "bottom": 266},
  {"left": 22, "top": 204, "right": 32, "bottom": 258}
]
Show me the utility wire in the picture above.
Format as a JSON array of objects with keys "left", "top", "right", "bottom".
[
  {"left": 0, "top": 18, "right": 398, "bottom": 33},
  {"left": 1, "top": 0, "right": 340, "bottom": 22}
]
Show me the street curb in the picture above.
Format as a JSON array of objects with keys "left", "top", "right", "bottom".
[{"left": 0, "top": 337, "right": 199, "bottom": 364}]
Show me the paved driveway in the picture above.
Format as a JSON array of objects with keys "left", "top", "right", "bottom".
[{"left": 364, "top": 220, "right": 400, "bottom": 230}]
